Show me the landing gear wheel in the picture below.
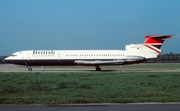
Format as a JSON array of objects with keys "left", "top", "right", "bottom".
[
  {"left": 27, "top": 66, "right": 32, "bottom": 71},
  {"left": 96, "top": 67, "right": 101, "bottom": 71},
  {"left": 95, "top": 66, "right": 101, "bottom": 71}
]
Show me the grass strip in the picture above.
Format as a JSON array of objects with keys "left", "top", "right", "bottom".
[{"left": 0, "top": 72, "right": 180, "bottom": 104}]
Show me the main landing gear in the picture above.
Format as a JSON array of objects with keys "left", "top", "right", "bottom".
[
  {"left": 27, "top": 66, "right": 32, "bottom": 71},
  {"left": 95, "top": 66, "right": 101, "bottom": 71}
]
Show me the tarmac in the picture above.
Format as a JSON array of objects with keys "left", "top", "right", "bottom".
[{"left": 0, "top": 103, "right": 180, "bottom": 111}]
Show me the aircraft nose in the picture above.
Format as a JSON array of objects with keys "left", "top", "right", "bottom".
[{"left": 4, "top": 57, "right": 9, "bottom": 63}]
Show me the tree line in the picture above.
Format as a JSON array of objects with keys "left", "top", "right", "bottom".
[
  {"left": 147, "top": 52, "right": 180, "bottom": 63},
  {"left": 0, "top": 52, "right": 180, "bottom": 64}
]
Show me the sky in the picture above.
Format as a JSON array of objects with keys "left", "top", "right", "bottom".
[{"left": 0, "top": 0, "right": 180, "bottom": 55}]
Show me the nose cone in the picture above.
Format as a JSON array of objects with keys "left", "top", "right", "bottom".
[{"left": 4, "top": 57, "right": 10, "bottom": 63}]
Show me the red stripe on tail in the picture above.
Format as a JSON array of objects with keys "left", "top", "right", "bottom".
[{"left": 143, "top": 34, "right": 172, "bottom": 44}]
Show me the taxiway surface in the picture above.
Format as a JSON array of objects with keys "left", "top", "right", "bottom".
[{"left": 0, "top": 104, "right": 180, "bottom": 111}]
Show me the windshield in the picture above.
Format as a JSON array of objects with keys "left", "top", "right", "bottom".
[{"left": 11, "top": 54, "right": 17, "bottom": 57}]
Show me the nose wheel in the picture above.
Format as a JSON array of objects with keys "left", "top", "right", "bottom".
[{"left": 27, "top": 66, "right": 32, "bottom": 71}]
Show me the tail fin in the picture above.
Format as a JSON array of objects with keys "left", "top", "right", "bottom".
[{"left": 143, "top": 34, "right": 173, "bottom": 53}]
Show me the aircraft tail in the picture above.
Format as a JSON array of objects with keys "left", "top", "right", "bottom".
[
  {"left": 125, "top": 34, "right": 173, "bottom": 59},
  {"left": 142, "top": 34, "right": 173, "bottom": 53}
]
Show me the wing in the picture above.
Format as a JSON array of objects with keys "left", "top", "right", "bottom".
[
  {"left": 74, "top": 60, "right": 125, "bottom": 65},
  {"left": 74, "top": 56, "right": 145, "bottom": 65}
]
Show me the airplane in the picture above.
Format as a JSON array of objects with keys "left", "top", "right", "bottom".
[{"left": 4, "top": 34, "right": 173, "bottom": 71}]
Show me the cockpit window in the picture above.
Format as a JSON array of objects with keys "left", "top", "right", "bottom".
[{"left": 11, "top": 54, "right": 17, "bottom": 57}]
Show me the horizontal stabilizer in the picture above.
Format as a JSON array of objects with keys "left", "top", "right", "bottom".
[
  {"left": 144, "top": 34, "right": 173, "bottom": 39},
  {"left": 143, "top": 34, "right": 173, "bottom": 44}
]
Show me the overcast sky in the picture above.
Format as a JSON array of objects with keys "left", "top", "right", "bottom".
[{"left": 0, "top": 0, "right": 180, "bottom": 55}]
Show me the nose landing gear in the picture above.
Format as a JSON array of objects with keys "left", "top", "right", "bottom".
[{"left": 27, "top": 66, "right": 32, "bottom": 71}]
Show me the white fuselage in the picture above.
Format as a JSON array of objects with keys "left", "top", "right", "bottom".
[
  {"left": 30, "top": 50, "right": 126, "bottom": 60},
  {"left": 4, "top": 34, "right": 172, "bottom": 71},
  {"left": 4, "top": 45, "right": 153, "bottom": 66}
]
